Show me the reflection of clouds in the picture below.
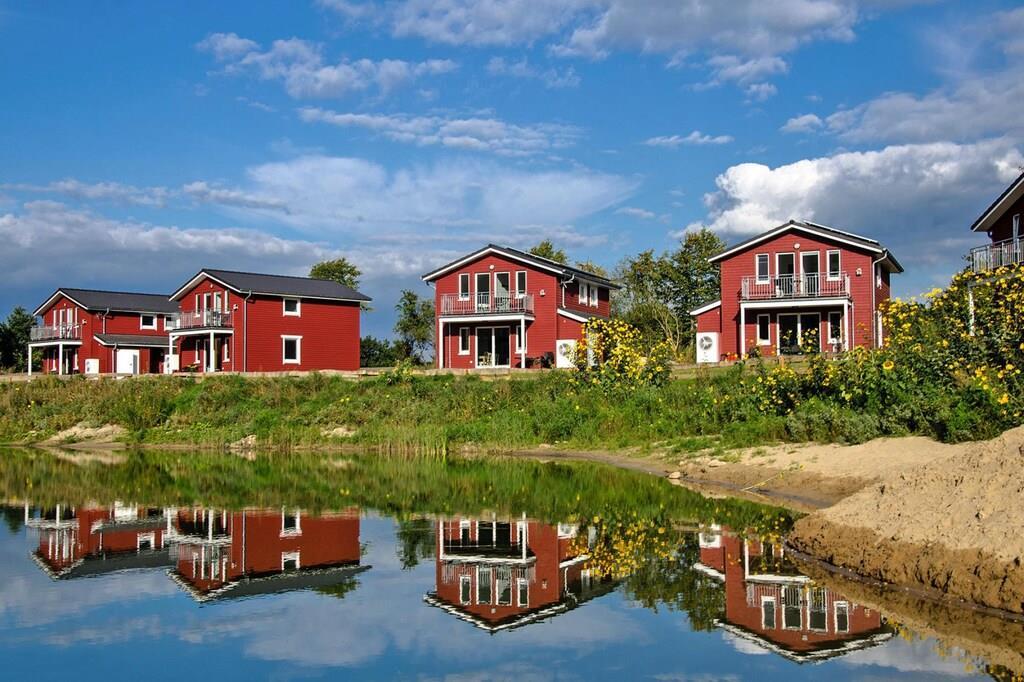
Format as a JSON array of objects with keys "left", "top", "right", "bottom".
[
  {"left": 654, "top": 675, "right": 741, "bottom": 682},
  {"left": 423, "top": 661, "right": 582, "bottom": 682},
  {"left": 720, "top": 631, "right": 770, "bottom": 656},
  {"left": 840, "top": 638, "right": 977, "bottom": 677}
]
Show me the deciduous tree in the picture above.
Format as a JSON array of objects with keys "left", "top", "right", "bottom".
[
  {"left": 528, "top": 239, "right": 567, "bottom": 264},
  {"left": 394, "top": 290, "right": 435, "bottom": 363}
]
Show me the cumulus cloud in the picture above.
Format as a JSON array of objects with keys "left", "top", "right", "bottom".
[
  {"left": 486, "top": 56, "right": 580, "bottom": 88},
  {"left": 644, "top": 131, "right": 733, "bottom": 147},
  {"left": 780, "top": 113, "right": 824, "bottom": 133},
  {"left": 298, "top": 107, "right": 580, "bottom": 156},
  {"left": 196, "top": 33, "right": 457, "bottom": 99}
]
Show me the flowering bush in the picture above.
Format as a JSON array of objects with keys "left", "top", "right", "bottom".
[{"left": 570, "top": 318, "right": 673, "bottom": 392}]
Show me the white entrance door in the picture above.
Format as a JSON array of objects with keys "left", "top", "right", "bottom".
[
  {"left": 116, "top": 349, "right": 140, "bottom": 375},
  {"left": 555, "top": 339, "right": 577, "bottom": 368}
]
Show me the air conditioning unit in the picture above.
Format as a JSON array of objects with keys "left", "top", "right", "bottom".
[
  {"left": 84, "top": 358, "right": 100, "bottom": 375},
  {"left": 695, "top": 332, "right": 719, "bottom": 364}
]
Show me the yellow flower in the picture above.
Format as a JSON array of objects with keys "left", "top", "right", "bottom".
[
  {"left": 998, "top": 394, "right": 1010, "bottom": 405},
  {"left": 882, "top": 360, "right": 895, "bottom": 371}
]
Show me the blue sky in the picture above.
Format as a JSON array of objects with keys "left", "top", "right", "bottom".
[{"left": 2, "top": 0, "right": 1022, "bottom": 337}]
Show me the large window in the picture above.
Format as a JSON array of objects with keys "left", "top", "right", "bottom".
[
  {"left": 458, "top": 327, "right": 470, "bottom": 355},
  {"left": 515, "top": 271, "right": 527, "bottom": 298},
  {"left": 835, "top": 602, "right": 849, "bottom": 633},
  {"left": 755, "top": 254, "right": 770, "bottom": 283},
  {"left": 828, "top": 311, "right": 843, "bottom": 346},
  {"left": 477, "top": 566, "right": 492, "bottom": 604},
  {"left": 761, "top": 597, "right": 776, "bottom": 629},
  {"left": 589, "top": 284, "right": 599, "bottom": 307},
  {"left": 757, "top": 314, "right": 771, "bottom": 346},
  {"left": 827, "top": 250, "right": 841, "bottom": 280},
  {"left": 458, "top": 273, "right": 471, "bottom": 300},
  {"left": 460, "top": 575, "right": 471, "bottom": 605},
  {"left": 517, "top": 578, "right": 529, "bottom": 607},
  {"left": 579, "top": 282, "right": 589, "bottom": 305},
  {"left": 282, "top": 336, "right": 301, "bottom": 364}
]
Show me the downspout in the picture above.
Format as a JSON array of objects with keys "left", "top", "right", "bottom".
[
  {"left": 561, "top": 273, "right": 576, "bottom": 309},
  {"left": 870, "top": 251, "right": 888, "bottom": 349},
  {"left": 243, "top": 290, "right": 253, "bottom": 373}
]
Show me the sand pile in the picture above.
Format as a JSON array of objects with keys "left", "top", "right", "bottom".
[{"left": 788, "top": 425, "right": 1024, "bottom": 614}]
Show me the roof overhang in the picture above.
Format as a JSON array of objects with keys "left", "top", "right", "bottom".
[
  {"left": 971, "top": 173, "right": 1024, "bottom": 233},
  {"left": 33, "top": 289, "right": 88, "bottom": 317},
  {"left": 689, "top": 300, "right": 721, "bottom": 317},
  {"left": 422, "top": 246, "right": 565, "bottom": 282},
  {"left": 93, "top": 334, "right": 171, "bottom": 348},
  {"left": 557, "top": 308, "right": 591, "bottom": 323},
  {"left": 33, "top": 289, "right": 176, "bottom": 317},
  {"left": 170, "top": 270, "right": 368, "bottom": 304}
]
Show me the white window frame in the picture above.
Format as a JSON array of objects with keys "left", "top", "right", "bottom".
[
  {"left": 281, "top": 551, "right": 301, "bottom": 571},
  {"left": 589, "top": 284, "right": 599, "bottom": 307},
  {"left": 281, "top": 508, "right": 302, "bottom": 536},
  {"left": 477, "top": 566, "right": 492, "bottom": 605},
  {"left": 515, "top": 326, "right": 526, "bottom": 354},
  {"left": 281, "top": 335, "right": 302, "bottom": 365},
  {"left": 223, "top": 338, "right": 230, "bottom": 363},
  {"left": 139, "top": 314, "right": 157, "bottom": 330},
  {"left": 1014, "top": 214, "right": 1020, "bottom": 242},
  {"left": 828, "top": 311, "right": 843, "bottom": 346},
  {"left": 761, "top": 596, "right": 777, "bottom": 629},
  {"left": 164, "top": 315, "right": 176, "bottom": 331},
  {"left": 460, "top": 575, "right": 472, "bottom": 605},
  {"left": 579, "top": 282, "right": 589, "bottom": 305},
  {"left": 755, "top": 253, "right": 770, "bottom": 284},
  {"left": 515, "top": 271, "right": 527, "bottom": 299},
  {"left": 458, "top": 327, "right": 470, "bottom": 355},
  {"left": 516, "top": 578, "right": 529, "bottom": 607},
  {"left": 203, "top": 293, "right": 211, "bottom": 311},
  {"left": 835, "top": 601, "right": 850, "bottom": 633},
  {"left": 826, "top": 249, "right": 841, "bottom": 281},
  {"left": 213, "top": 292, "right": 222, "bottom": 312},
  {"left": 756, "top": 314, "right": 771, "bottom": 346},
  {"left": 283, "top": 297, "right": 301, "bottom": 317},
  {"left": 458, "top": 273, "right": 471, "bottom": 301}
]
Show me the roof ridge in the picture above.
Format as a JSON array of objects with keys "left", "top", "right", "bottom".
[
  {"left": 61, "top": 287, "right": 171, "bottom": 297},
  {"left": 204, "top": 267, "right": 325, "bottom": 282},
  {"left": 800, "top": 220, "right": 880, "bottom": 245}
]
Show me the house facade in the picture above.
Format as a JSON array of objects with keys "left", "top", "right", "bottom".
[
  {"left": 28, "top": 289, "right": 179, "bottom": 375},
  {"left": 422, "top": 245, "right": 616, "bottom": 370},
  {"left": 968, "top": 171, "right": 1024, "bottom": 273},
  {"left": 691, "top": 221, "right": 902, "bottom": 363}
]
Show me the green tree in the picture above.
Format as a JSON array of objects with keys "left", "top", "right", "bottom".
[
  {"left": 575, "top": 260, "right": 609, "bottom": 278},
  {"left": 309, "top": 258, "right": 362, "bottom": 289},
  {"left": 0, "top": 307, "right": 35, "bottom": 372},
  {"left": 528, "top": 239, "right": 567, "bottom": 264},
  {"left": 395, "top": 518, "right": 435, "bottom": 569},
  {"left": 394, "top": 290, "right": 435, "bottom": 363},
  {"left": 661, "top": 229, "right": 726, "bottom": 319},
  {"left": 360, "top": 336, "right": 403, "bottom": 368}
]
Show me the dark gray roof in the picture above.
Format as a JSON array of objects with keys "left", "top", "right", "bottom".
[
  {"left": 970, "top": 171, "right": 1024, "bottom": 232},
  {"left": 36, "top": 288, "right": 178, "bottom": 316},
  {"left": 422, "top": 244, "right": 619, "bottom": 289},
  {"left": 174, "top": 269, "right": 371, "bottom": 302},
  {"left": 95, "top": 333, "right": 169, "bottom": 347}
]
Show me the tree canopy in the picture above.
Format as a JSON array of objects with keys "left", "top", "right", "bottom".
[
  {"left": 0, "top": 307, "right": 34, "bottom": 372},
  {"left": 528, "top": 239, "right": 567, "bottom": 264},
  {"left": 394, "top": 290, "right": 435, "bottom": 363},
  {"left": 309, "top": 258, "right": 362, "bottom": 289}
]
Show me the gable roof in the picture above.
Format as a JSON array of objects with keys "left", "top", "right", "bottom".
[
  {"left": 421, "top": 244, "right": 619, "bottom": 289},
  {"left": 170, "top": 268, "right": 371, "bottom": 302},
  {"left": 708, "top": 220, "right": 903, "bottom": 273},
  {"left": 970, "top": 171, "right": 1024, "bottom": 233},
  {"left": 33, "top": 288, "right": 179, "bottom": 317}
]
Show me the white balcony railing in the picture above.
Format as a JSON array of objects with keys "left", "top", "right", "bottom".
[
  {"left": 170, "top": 310, "right": 233, "bottom": 330},
  {"left": 30, "top": 324, "right": 82, "bottom": 341},
  {"left": 440, "top": 293, "right": 535, "bottom": 316},
  {"left": 741, "top": 273, "right": 850, "bottom": 301},
  {"left": 969, "top": 238, "right": 1024, "bottom": 273}
]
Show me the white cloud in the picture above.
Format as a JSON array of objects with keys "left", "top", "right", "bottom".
[
  {"left": 780, "top": 113, "right": 824, "bottom": 133},
  {"left": 1, "top": 179, "right": 171, "bottom": 207},
  {"left": 705, "top": 55, "right": 788, "bottom": 85},
  {"left": 196, "top": 33, "right": 457, "bottom": 99},
  {"left": 195, "top": 32, "right": 259, "bottom": 61},
  {"left": 486, "top": 56, "right": 580, "bottom": 88},
  {"left": 387, "top": 0, "right": 590, "bottom": 47},
  {"left": 744, "top": 82, "right": 778, "bottom": 101},
  {"left": 298, "top": 107, "right": 580, "bottom": 156},
  {"left": 615, "top": 206, "right": 656, "bottom": 220},
  {"left": 644, "top": 131, "right": 733, "bottom": 147},
  {"left": 182, "top": 181, "right": 289, "bottom": 211}
]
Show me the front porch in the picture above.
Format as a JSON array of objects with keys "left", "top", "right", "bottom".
[
  {"left": 27, "top": 339, "right": 82, "bottom": 375},
  {"left": 168, "top": 329, "right": 234, "bottom": 373},
  {"left": 740, "top": 300, "right": 851, "bottom": 357},
  {"left": 437, "top": 316, "right": 531, "bottom": 370}
]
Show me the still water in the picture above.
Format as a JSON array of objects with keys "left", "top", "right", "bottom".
[{"left": 0, "top": 450, "right": 1018, "bottom": 680}]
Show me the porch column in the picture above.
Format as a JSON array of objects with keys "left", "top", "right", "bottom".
[
  {"left": 520, "top": 317, "right": 526, "bottom": 369},
  {"left": 842, "top": 301, "right": 850, "bottom": 351},
  {"left": 27, "top": 346, "right": 32, "bottom": 376},
  {"left": 208, "top": 331, "right": 215, "bottom": 373},
  {"left": 437, "top": 320, "right": 444, "bottom": 369},
  {"left": 57, "top": 343, "right": 64, "bottom": 376},
  {"left": 168, "top": 334, "right": 174, "bottom": 374},
  {"left": 739, "top": 306, "right": 746, "bottom": 358}
]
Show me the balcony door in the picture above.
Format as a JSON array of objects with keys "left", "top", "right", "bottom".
[
  {"left": 476, "top": 327, "right": 511, "bottom": 368},
  {"left": 475, "top": 273, "right": 491, "bottom": 312},
  {"left": 494, "top": 272, "right": 510, "bottom": 312},
  {"left": 776, "top": 253, "right": 795, "bottom": 296},
  {"left": 801, "top": 252, "right": 819, "bottom": 296}
]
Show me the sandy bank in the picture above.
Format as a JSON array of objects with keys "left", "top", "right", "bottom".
[{"left": 787, "top": 426, "right": 1024, "bottom": 615}]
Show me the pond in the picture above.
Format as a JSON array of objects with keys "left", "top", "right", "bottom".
[{"left": 0, "top": 448, "right": 1017, "bottom": 680}]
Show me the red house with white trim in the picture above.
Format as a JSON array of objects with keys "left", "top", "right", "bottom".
[
  {"left": 28, "top": 288, "right": 179, "bottom": 376},
  {"left": 691, "top": 221, "right": 902, "bottom": 363},
  {"left": 968, "top": 171, "right": 1024, "bottom": 272},
  {"left": 421, "top": 245, "right": 617, "bottom": 370}
]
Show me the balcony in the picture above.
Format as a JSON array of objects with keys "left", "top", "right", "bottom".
[
  {"left": 969, "top": 238, "right": 1023, "bottom": 273},
  {"left": 440, "top": 293, "right": 535, "bottom": 317},
  {"left": 741, "top": 273, "right": 850, "bottom": 301},
  {"left": 170, "top": 310, "right": 233, "bottom": 330},
  {"left": 30, "top": 324, "right": 82, "bottom": 341}
]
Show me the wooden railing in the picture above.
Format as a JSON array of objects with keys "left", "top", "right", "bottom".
[
  {"left": 30, "top": 324, "right": 82, "bottom": 341},
  {"left": 741, "top": 273, "right": 850, "bottom": 300},
  {"left": 170, "top": 310, "right": 233, "bottom": 329},
  {"left": 969, "top": 238, "right": 1024, "bottom": 273},
  {"left": 440, "top": 293, "right": 535, "bottom": 316}
]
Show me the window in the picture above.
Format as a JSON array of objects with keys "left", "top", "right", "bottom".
[
  {"left": 515, "top": 271, "right": 527, "bottom": 298},
  {"left": 515, "top": 327, "right": 526, "bottom": 354},
  {"left": 281, "top": 509, "right": 301, "bottom": 535},
  {"left": 589, "top": 284, "right": 599, "bottom": 307},
  {"left": 809, "top": 588, "right": 828, "bottom": 631},
  {"left": 458, "top": 273, "right": 471, "bottom": 300},
  {"left": 283, "top": 297, "right": 301, "bottom": 316},
  {"left": 458, "top": 327, "right": 470, "bottom": 355},
  {"left": 282, "top": 336, "right": 301, "bottom": 364},
  {"left": 213, "top": 292, "right": 222, "bottom": 312},
  {"left": 761, "top": 597, "right": 776, "bottom": 629},
  {"left": 460, "top": 576, "right": 472, "bottom": 605},
  {"left": 164, "top": 315, "right": 176, "bottom": 331},
  {"left": 140, "top": 314, "right": 156, "bottom": 330},
  {"left": 757, "top": 315, "right": 770, "bottom": 346},
  {"left": 579, "top": 282, "right": 589, "bottom": 305},
  {"left": 496, "top": 567, "right": 512, "bottom": 605},
  {"left": 517, "top": 578, "right": 529, "bottom": 607},
  {"left": 222, "top": 339, "right": 230, "bottom": 363},
  {"left": 477, "top": 566, "right": 492, "bottom": 604},
  {"left": 783, "top": 586, "right": 802, "bottom": 629},
  {"left": 827, "top": 250, "right": 841, "bottom": 280},
  {"left": 281, "top": 552, "right": 300, "bottom": 571},
  {"left": 203, "top": 293, "right": 211, "bottom": 311},
  {"left": 828, "top": 311, "right": 843, "bottom": 346},
  {"left": 755, "top": 254, "right": 770, "bottom": 283},
  {"left": 835, "top": 602, "right": 849, "bottom": 633},
  {"left": 475, "top": 273, "right": 491, "bottom": 310}
]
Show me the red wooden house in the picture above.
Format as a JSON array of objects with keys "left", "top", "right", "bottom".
[
  {"left": 424, "top": 515, "right": 612, "bottom": 631},
  {"left": 28, "top": 288, "right": 179, "bottom": 376},
  {"left": 694, "top": 527, "right": 892, "bottom": 662},
  {"left": 968, "top": 171, "right": 1024, "bottom": 273},
  {"left": 691, "top": 221, "right": 902, "bottom": 363},
  {"left": 166, "top": 268, "right": 370, "bottom": 373},
  {"left": 421, "top": 245, "right": 617, "bottom": 370}
]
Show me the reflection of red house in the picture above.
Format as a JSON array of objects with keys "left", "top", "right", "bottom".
[
  {"left": 424, "top": 515, "right": 612, "bottom": 631},
  {"left": 167, "top": 507, "right": 366, "bottom": 602},
  {"left": 28, "top": 503, "right": 170, "bottom": 579},
  {"left": 694, "top": 526, "right": 891, "bottom": 661}
]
